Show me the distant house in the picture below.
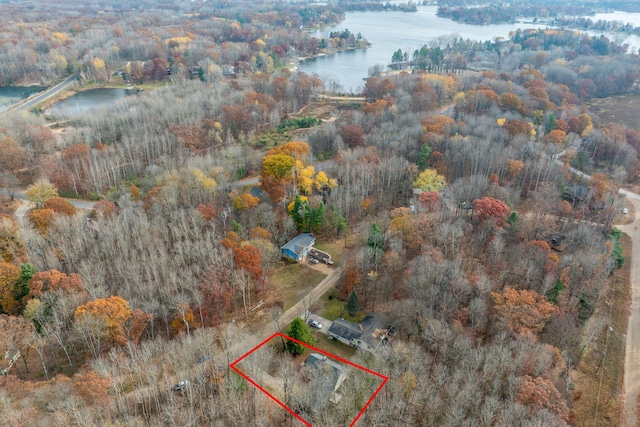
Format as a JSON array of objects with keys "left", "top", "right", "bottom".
[
  {"left": 549, "top": 235, "right": 567, "bottom": 252},
  {"left": 327, "top": 314, "right": 393, "bottom": 354},
  {"left": 281, "top": 233, "right": 315, "bottom": 262},
  {"left": 302, "top": 353, "right": 347, "bottom": 407}
]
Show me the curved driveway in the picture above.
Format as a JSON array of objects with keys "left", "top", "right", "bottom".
[{"left": 12, "top": 191, "right": 96, "bottom": 220}]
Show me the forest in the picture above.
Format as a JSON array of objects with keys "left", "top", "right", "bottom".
[{"left": 1, "top": 0, "right": 640, "bottom": 426}]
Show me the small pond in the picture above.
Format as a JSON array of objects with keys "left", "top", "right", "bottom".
[
  {"left": 0, "top": 86, "right": 46, "bottom": 109},
  {"left": 45, "top": 87, "right": 140, "bottom": 117}
]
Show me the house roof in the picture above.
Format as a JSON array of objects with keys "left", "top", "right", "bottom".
[
  {"left": 303, "top": 353, "right": 346, "bottom": 409},
  {"left": 305, "top": 353, "right": 344, "bottom": 376},
  {"left": 327, "top": 318, "right": 363, "bottom": 341},
  {"left": 359, "top": 314, "right": 393, "bottom": 348},
  {"left": 328, "top": 315, "right": 393, "bottom": 349},
  {"left": 281, "top": 233, "right": 315, "bottom": 256}
]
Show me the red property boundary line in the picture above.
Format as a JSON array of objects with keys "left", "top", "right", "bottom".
[{"left": 230, "top": 332, "right": 388, "bottom": 427}]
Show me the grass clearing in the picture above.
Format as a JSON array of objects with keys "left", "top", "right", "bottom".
[
  {"left": 572, "top": 234, "right": 629, "bottom": 426},
  {"left": 314, "top": 240, "right": 345, "bottom": 265},
  {"left": 269, "top": 263, "right": 326, "bottom": 310},
  {"left": 586, "top": 94, "right": 640, "bottom": 133},
  {"left": 311, "top": 332, "right": 357, "bottom": 360},
  {"left": 320, "top": 288, "right": 367, "bottom": 323}
]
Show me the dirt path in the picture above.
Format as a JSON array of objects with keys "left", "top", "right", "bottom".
[
  {"left": 618, "top": 191, "right": 640, "bottom": 426},
  {"left": 253, "top": 267, "right": 342, "bottom": 341}
]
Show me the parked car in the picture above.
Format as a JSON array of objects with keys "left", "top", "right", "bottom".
[
  {"left": 172, "top": 380, "right": 190, "bottom": 391},
  {"left": 623, "top": 208, "right": 629, "bottom": 214},
  {"left": 309, "top": 319, "right": 322, "bottom": 329},
  {"left": 309, "top": 258, "right": 319, "bottom": 264},
  {"left": 197, "top": 355, "right": 212, "bottom": 363}
]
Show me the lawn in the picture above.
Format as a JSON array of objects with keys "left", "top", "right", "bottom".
[
  {"left": 320, "top": 288, "right": 367, "bottom": 323},
  {"left": 269, "top": 263, "right": 327, "bottom": 310},
  {"left": 311, "top": 332, "right": 357, "bottom": 360},
  {"left": 313, "top": 240, "right": 345, "bottom": 264}
]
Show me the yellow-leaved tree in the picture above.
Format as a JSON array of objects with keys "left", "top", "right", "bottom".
[
  {"left": 412, "top": 169, "right": 446, "bottom": 192},
  {"left": 25, "top": 179, "right": 58, "bottom": 209}
]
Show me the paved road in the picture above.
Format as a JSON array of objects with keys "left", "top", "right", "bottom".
[
  {"left": 619, "top": 191, "right": 640, "bottom": 426},
  {"left": 6, "top": 73, "right": 79, "bottom": 112}
]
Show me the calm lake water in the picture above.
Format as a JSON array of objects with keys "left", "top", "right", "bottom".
[
  {"left": 46, "top": 88, "right": 138, "bottom": 117},
  {"left": 299, "top": 5, "right": 640, "bottom": 93},
  {"left": 0, "top": 86, "right": 46, "bottom": 109}
]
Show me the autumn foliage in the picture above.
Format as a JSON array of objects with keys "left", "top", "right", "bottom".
[
  {"left": 74, "top": 296, "right": 133, "bottom": 346},
  {"left": 234, "top": 193, "right": 260, "bottom": 210},
  {"left": 0, "top": 262, "right": 22, "bottom": 315},
  {"left": 27, "top": 209, "right": 55, "bottom": 235},
  {"left": 25, "top": 269, "right": 84, "bottom": 303},
  {"left": 473, "top": 197, "right": 511, "bottom": 224},
  {"left": 44, "top": 197, "right": 77, "bottom": 216},
  {"left": 517, "top": 375, "right": 569, "bottom": 421},
  {"left": 92, "top": 200, "right": 118, "bottom": 219},
  {"left": 233, "top": 245, "right": 263, "bottom": 283},
  {"left": 491, "top": 288, "right": 559, "bottom": 334},
  {"left": 72, "top": 370, "right": 111, "bottom": 404}
]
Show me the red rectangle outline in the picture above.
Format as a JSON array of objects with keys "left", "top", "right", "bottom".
[{"left": 230, "top": 331, "right": 388, "bottom": 427}]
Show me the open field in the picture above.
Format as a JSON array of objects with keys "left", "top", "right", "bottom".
[
  {"left": 586, "top": 94, "right": 640, "bottom": 132},
  {"left": 269, "top": 263, "right": 327, "bottom": 310}
]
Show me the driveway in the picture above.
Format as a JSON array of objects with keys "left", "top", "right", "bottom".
[{"left": 307, "top": 314, "right": 332, "bottom": 335}]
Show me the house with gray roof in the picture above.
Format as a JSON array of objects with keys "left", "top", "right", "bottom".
[
  {"left": 327, "top": 314, "right": 393, "bottom": 354},
  {"left": 302, "top": 353, "right": 347, "bottom": 408},
  {"left": 281, "top": 233, "right": 315, "bottom": 262}
]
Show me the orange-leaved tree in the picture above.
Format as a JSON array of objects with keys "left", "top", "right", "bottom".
[
  {"left": 24, "top": 270, "right": 84, "bottom": 304},
  {"left": 72, "top": 370, "right": 111, "bottom": 404},
  {"left": 517, "top": 375, "right": 569, "bottom": 422},
  {"left": 44, "top": 197, "right": 77, "bottom": 216},
  {"left": 491, "top": 288, "right": 559, "bottom": 335},
  {"left": 473, "top": 197, "right": 511, "bottom": 224},
  {"left": 27, "top": 209, "right": 55, "bottom": 235},
  {"left": 0, "top": 262, "right": 22, "bottom": 315},
  {"left": 74, "top": 296, "right": 133, "bottom": 351}
]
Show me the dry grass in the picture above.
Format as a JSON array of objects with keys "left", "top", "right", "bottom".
[
  {"left": 586, "top": 94, "right": 640, "bottom": 132},
  {"left": 0, "top": 196, "right": 20, "bottom": 215},
  {"left": 572, "top": 234, "right": 630, "bottom": 426},
  {"left": 269, "top": 263, "right": 327, "bottom": 310}
]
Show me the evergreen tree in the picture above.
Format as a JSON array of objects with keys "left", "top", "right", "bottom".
[
  {"left": 367, "top": 223, "right": 384, "bottom": 250},
  {"left": 286, "top": 317, "right": 315, "bottom": 355},
  {"left": 16, "top": 263, "right": 34, "bottom": 306},
  {"left": 418, "top": 144, "right": 432, "bottom": 169},
  {"left": 545, "top": 113, "right": 557, "bottom": 134},
  {"left": 310, "top": 202, "right": 326, "bottom": 234},
  {"left": 347, "top": 290, "right": 358, "bottom": 317}
]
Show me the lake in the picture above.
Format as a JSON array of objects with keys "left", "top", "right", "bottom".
[
  {"left": 299, "top": 5, "right": 640, "bottom": 93},
  {"left": 45, "top": 88, "right": 139, "bottom": 117},
  {"left": 0, "top": 86, "right": 46, "bottom": 109}
]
